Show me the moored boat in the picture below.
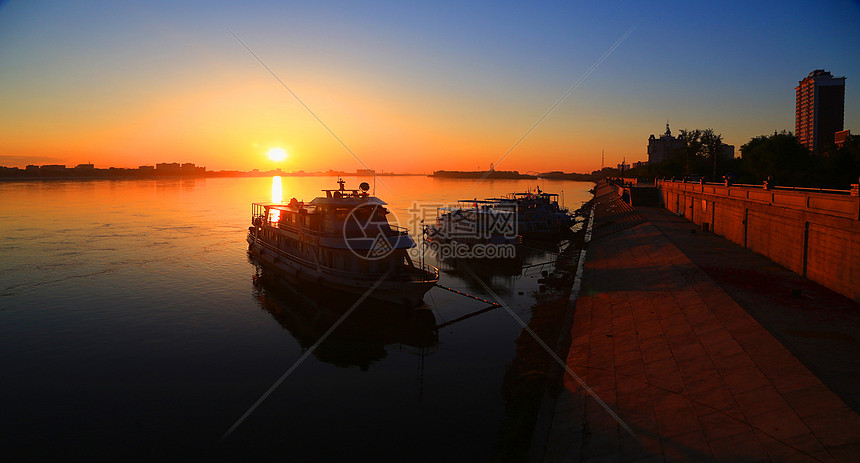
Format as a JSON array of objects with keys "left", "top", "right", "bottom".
[
  {"left": 247, "top": 179, "right": 439, "bottom": 307},
  {"left": 425, "top": 201, "right": 519, "bottom": 245},
  {"left": 487, "top": 188, "right": 577, "bottom": 238}
]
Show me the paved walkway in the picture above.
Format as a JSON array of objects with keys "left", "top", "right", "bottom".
[{"left": 541, "top": 183, "right": 860, "bottom": 462}]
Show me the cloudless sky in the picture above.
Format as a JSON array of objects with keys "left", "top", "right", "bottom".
[{"left": 1, "top": 0, "right": 858, "bottom": 173}]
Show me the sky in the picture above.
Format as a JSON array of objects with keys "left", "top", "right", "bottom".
[{"left": 1, "top": 0, "right": 858, "bottom": 173}]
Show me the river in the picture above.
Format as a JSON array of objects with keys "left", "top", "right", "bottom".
[{"left": 0, "top": 175, "right": 592, "bottom": 460}]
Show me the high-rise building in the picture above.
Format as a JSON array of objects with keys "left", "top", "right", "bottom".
[{"left": 796, "top": 69, "right": 846, "bottom": 153}]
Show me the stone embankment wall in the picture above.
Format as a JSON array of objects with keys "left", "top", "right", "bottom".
[{"left": 656, "top": 180, "right": 860, "bottom": 302}]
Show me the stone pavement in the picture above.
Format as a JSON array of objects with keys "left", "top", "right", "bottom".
[
  {"left": 540, "top": 183, "right": 860, "bottom": 462},
  {"left": 642, "top": 207, "right": 860, "bottom": 416}
]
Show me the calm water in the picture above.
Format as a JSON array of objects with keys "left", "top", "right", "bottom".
[{"left": 0, "top": 176, "right": 592, "bottom": 460}]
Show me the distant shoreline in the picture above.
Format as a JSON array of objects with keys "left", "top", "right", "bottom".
[
  {"left": 1, "top": 169, "right": 601, "bottom": 182},
  {"left": 0, "top": 172, "right": 427, "bottom": 182},
  {"left": 430, "top": 170, "right": 599, "bottom": 181},
  {"left": 430, "top": 170, "right": 537, "bottom": 179}
]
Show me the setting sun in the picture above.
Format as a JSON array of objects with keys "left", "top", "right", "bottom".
[{"left": 266, "top": 147, "right": 287, "bottom": 162}]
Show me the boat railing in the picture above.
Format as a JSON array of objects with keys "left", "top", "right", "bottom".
[
  {"left": 252, "top": 209, "right": 409, "bottom": 239},
  {"left": 339, "top": 222, "right": 409, "bottom": 238},
  {"left": 392, "top": 262, "right": 439, "bottom": 282},
  {"left": 423, "top": 262, "right": 440, "bottom": 281},
  {"left": 448, "top": 201, "right": 518, "bottom": 214},
  {"left": 388, "top": 224, "right": 410, "bottom": 235},
  {"left": 251, "top": 236, "right": 317, "bottom": 268}
]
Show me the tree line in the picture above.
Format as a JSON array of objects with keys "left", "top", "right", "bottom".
[{"left": 621, "top": 130, "right": 860, "bottom": 189}]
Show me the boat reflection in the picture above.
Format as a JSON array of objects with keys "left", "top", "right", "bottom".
[
  {"left": 438, "top": 254, "right": 524, "bottom": 279},
  {"left": 250, "top": 266, "right": 438, "bottom": 371}
]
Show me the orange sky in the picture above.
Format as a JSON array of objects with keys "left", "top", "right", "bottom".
[
  {"left": 1, "top": 2, "right": 858, "bottom": 174},
  {"left": 0, "top": 70, "right": 644, "bottom": 173}
]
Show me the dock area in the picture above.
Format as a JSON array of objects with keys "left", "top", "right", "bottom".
[{"left": 538, "top": 181, "right": 860, "bottom": 462}]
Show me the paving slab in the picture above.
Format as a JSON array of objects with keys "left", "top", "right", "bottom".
[
  {"left": 540, "top": 182, "right": 860, "bottom": 462},
  {"left": 639, "top": 206, "right": 860, "bottom": 413}
]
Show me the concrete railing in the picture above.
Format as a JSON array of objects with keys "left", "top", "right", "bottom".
[{"left": 657, "top": 180, "right": 860, "bottom": 302}]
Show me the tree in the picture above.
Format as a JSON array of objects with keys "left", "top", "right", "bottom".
[
  {"left": 674, "top": 128, "right": 724, "bottom": 179},
  {"left": 739, "top": 131, "right": 813, "bottom": 186},
  {"left": 678, "top": 129, "right": 703, "bottom": 175},
  {"left": 819, "top": 135, "right": 860, "bottom": 189},
  {"left": 700, "top": 129, "right": 723, "bottom": 181}
]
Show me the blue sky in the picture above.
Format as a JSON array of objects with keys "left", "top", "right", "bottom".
[{"left": 1, "top": 0, "right": 858, "bottom": 172}]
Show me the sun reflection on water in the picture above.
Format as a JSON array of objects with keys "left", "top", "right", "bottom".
[
  {"left": 271, "top": 176, "right": 283, "bottom": 203},
  {"left": 269, "top": 176, "right": 283, "bottom": 223}
]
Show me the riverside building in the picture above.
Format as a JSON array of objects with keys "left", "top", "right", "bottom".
[{"left": 796, "top": 69, "right": 846, "bottom": 153}]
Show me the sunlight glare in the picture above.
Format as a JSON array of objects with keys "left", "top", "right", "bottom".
[
  {"left": 269, "top": 208, "right": 281, "bottom": 223},
  {"left": 267, "top": 147, "right": 287, "bottom": 162},
  {"left": 271, "top": 175, "right": 283, "bottom": 203}
]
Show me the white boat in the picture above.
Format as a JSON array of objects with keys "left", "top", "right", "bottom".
[
  {"left": 247, "top": 179, "right": 439, "bottom": 307},
  {"left": 486, "top": 189, "right": 577, "bottom": 238},
  {"left": 425, "top": 201, "right": 519, "bottom": 245}
]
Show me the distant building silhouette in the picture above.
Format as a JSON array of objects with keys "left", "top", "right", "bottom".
[
  {"left": 156, "top": 162, "right": 181, "bottom": 175},
  {"left": 181, "top": 163, "right": 205, "bottom": 175},
  {"left": 154, "top": 162, "right": 205, "bottom": 176},
  {"left": 796, "top": 69, "right": 846, "bottom": 153},
  {"left": 719, "top": 144, "right": 735, "bottom": 159},
  {"left": 1, "top": 161, "right": 209, "bottom": 179},
  {"left": 647, "top": 122, "right": 683, "bottom": 163}
]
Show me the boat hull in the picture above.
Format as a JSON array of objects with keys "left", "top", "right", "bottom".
[{"left": 248, "top": 237, "right": 436, "bottom": 308}]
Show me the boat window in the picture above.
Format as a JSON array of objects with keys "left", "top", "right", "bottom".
[{"left": 353, "top": 207, "right": 370, "bottom": 221}]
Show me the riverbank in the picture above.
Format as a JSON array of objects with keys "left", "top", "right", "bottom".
[
  {"left": 492, "top": 200, "right": 594, "bottom": 461},
  {"left": 536, "top": 180, "right": 860, "bottom": 462},
  {"left": 430, "top": 170, "right": 537, "bottom": 179}
]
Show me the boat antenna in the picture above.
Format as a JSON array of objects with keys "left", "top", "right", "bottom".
[{"left": 419, "top": 220, "right": 425, "bottom": 270}]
